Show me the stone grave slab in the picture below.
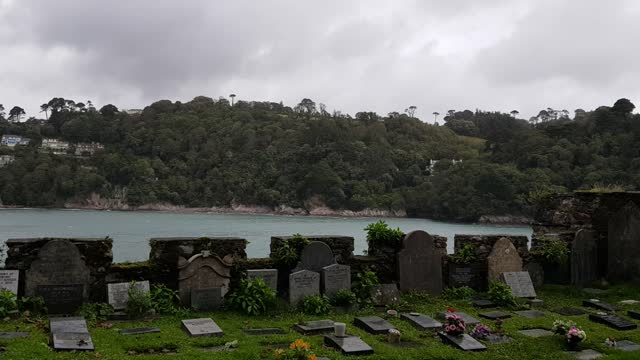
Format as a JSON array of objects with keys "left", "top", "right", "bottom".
[
  {"left": 178, "top": 252, "right": 233, "bottom": 307},
  {"left": 370, "top": 284, "right": 400, "bottom": 306},
  {"left": 299, "top": 242, "right": 336, "bottom": 272},
  {"left": 293, "top": 320, "right": 335, "bottom": 335},
  {"left": 588, "top": 314, "right": 637, "bottom": 330},
  {"left": 572, "top": 230, "right": 598, "bottom": 287},
  {"left": 438, "top": 312, "right": 480, "bottom": 326},
  {"left": 119, "top": 327, "right": 161, "bottom": 335},
  {"left": 0, "top": 270, "right": 19, "bottom": 294},
  {"left": 566, "top": 349, "right": 603, "bottom": 360},
  {"left": 398, "top": 231, "right": 442, "bottom": 295},
  {"left": 49, "top": 317, "right": 89, "bottom": 334},
  {"left": 52, "top": 332, "right": 94, "bottom": 351},
  {"left": 243, "top": 328, "right": 286, "bottom": 335},
  {"left": 528, "top": 298, "right": 544, "bottom": 307},
  {"left": 472, "top": 299, "right": 496, "bottom": 309},
  {"left": 247, "top": 269, "right": 278, "bottom": 291},
  {"left": 518, "top": 329, "right": 553, "bottom": 337},
  {"left": 620, "top": 299, "right": 640, "bottom": 305},
  {"left": 501, "top": 271, "right": 536, "bottom": 298},
  {"left": 582, "top": 288, "right": 607, "bottom": 295},
  {"left": 401, "top": 312, "right": 442, "bottom": 331},
  {"left": 181, "top": 318, "right": 224, "bottom": 337},
  {"left": 615, "top": 340, "right": 640, "bottom": 351},
  {"left": 607, "top": 202, "right": 640, "bottom": 282},
  {"left": 514, "top": 310, "right": 546, "bottom": 319},
  {"left": 289, "top": 270, "right": 320, "bottom": 304},
  {"left": 628, "top": 310, "right": 640, "bottom": 320},
  {"left": 487, "top": 237, "right": 523, "bottom": 282},
  {"left": 353, "top": 316, "right": 396, "bottom": 334},
  {"left": 554, "top": 308, "right": 587, "bottom": 316},
  {"left": 439, "top": 332, "right": 487, "bottom": 351},
  {"left": 483, "top": 334, "right": 513, "bottom": 344},
  {"left": 37, "top": 284, "right": 84, "bottom": 315},
  {"left": 479, "top": 311, "right": 511, "bottom": 320},
  {"left": 191, "top": 287, "right": 224, "bottom": 311},
  {"left": 321, "top": 264, "right": 350, "bottom": 297},
  {"left": 583, "top": 299, "right": 621, "bottom": 312},
  {"left": 0, "top": 332, "right": 29, "bottom": 339},
  {"left": 324, "top": 335, "right": 374, "bottom": 355},
  {"left": 107, "top": 281, "right": 150, "bottom": 310}
]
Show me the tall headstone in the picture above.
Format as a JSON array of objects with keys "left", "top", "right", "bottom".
[
  {"left": 571, "top": 229, "right": 598, "bottom": 287},
  {"left": 107, "top": 281, "right": 150, "bottom": 310},
  {"left": 247, "top": 269, "right": 278, "bottom": 291},
  {"left": 321, "top": 264, "right": 350, "bottom": 297},
  {"left": 0, "top": 270, "right": 19, "bottom": 295},
  {"left": 608, "top": 202, "right": 640, "bottom": 282},
  {"left": 177, "top": 251, "right": 233, "bottom": 308},
  {"left": 487, "top": 237, "right": 522, "bottom": 282},
  {"left": 289, "top": 269, "right": 320, "bottom": 304},
  {"left": 299, "top": 242, "right": 336, "bottom": 272},
  {"left": 397, "top": 230, "right": 442, "bottom": 294},
  {"left": 25, "top": 240, "right": 90, "bottom": 314}
]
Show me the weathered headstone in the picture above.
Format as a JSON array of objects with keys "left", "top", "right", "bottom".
[
  {"left": 588, "top": 314, "right": 637, "bottom": 331},
  {"left": 439, "top": 333, "right": 487, "bottom": 351},
  {"left": 26, "top": 240, "right": 90, "bottom": 314},
  {"left": 299, "top": 242, "right": 336, "bottom": 272},
  {"left": 479, "top": 311, "right": 511, "bottom": 320},
  {"left": 289, "top": 270, "right": 320, "bottom": 304},
  {"left": 293, "top": 319, "right": 335, "bottom": 335},
  {"left": 608, "top": 202, "right": 640, "bottom": 282},
  {"left": 0, "top": 270, "right": 19, "bottom": 294},
  {"left": 401, "top": 313, "right": 442, "bottom": 330},
  {"left": 178, "top": 252, "right": 233, "bottom": 308},
  {"left": 397, "top": 230, "right": 442, "bottom": 295},
  {"left": 321, "top": 264, "right": 350, "bottom": 297},
  {"left": 370, "top": 284, "right": 400, "bottom": 306},
  {"left": 554, "top": 307, "right": 587, "bottom": 316},
  {"left": 572, "top": 229, "right": 598, "bottom": 287},
  {"left": 448, "top": 263, "right": 486, "bottom": 290},
  {"left": 353, "top": 316, "right": 396, "bottom": 334},
  {"left": 107, "top": 281, "right": 150, "bottom": 310},
  {"left": 514, "top": 310, "right": 546, "bottom": 319},
  {"left": 191, "top": 288, "right": 224, "bottom": 311},
  {"left": 501, "top": 271, "right": 536, "bottom": 298},
  {"left": 324, "top": 335, "right": 374, "bottom": 355},
  {"left": 472, "top": 300, "right": 496, "bottom": 309},
  {"left": 518, "top": 329, "right": 553, "bottom": 337},
  {"left": 582, "top": 299, "right": 621, "bottom": 312},
  {"left": 119, "top": 327, "right": 161, "bottom": 335},
  {"left": 487, "top": 238, "right": 522, "bottom": 282},
  {"left": 49, "top": 317, "right": 94, "bottom": 351},
  {"left": 181, "top": 318, "right": 224, "bottom": 337},
  {"left": 247, "top": 269, "right": 278, "bottom": 291}
]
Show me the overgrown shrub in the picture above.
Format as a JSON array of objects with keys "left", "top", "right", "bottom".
[
  {"left": 78, "top": 303, "right": 114, "bottom": 323},
  {"left": 0, "top": 290, "right": 17, "bottom": 317},
  {"left": 442, "top": 286, "right": 476, "bottom": 301},
  {"left": 125, "top": 283, "right": 153, "bottom": 318},
  {"left": 150, "top": 284, "right": 183, "bottom": 315},
  {"left": 448, "top": 243, "right": 477, "bottom": 264},
  {"left": 273, "top": 234, "right": 310, "bottom": 268},
  {"left": 487, "top": 281, "right": 515, "bottom": 307},
  {"left": 331, "top": 289, "right": 357, "bottom": 306},
  {"left": 365, "top": 221, "right": 405, "bottom": 250},
  {"left": 352, "top": 270, "right": 379, "bottom": 304},
  {"left": 530, "top": 236, "right": 569, "bottom": 264},
  {"left": 300, "top": 295, "right": 331, "bottom": 315},
  {"left": 227, "top": 278, "right": 276, "bottom": 316}
]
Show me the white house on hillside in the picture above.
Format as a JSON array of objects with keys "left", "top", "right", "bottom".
[
  {"left": 1, "top": 135, "right": 30, "bottom": 147},
  {"left": 41, "top": 138, "right": 71, "bottom": 154}
]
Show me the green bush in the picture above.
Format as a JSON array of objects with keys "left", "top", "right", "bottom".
[
  {"left": 78, "top": 303, "right": 114, "bottom": 323},
  {"left": 530, "top": 236, "right": 569, "bottom": 264},
  {"left": 18, "top": 296, "right": 46, "bottom": 315},
  {"left": 442, "top": 286, "right": 476, "bottom": 301},
  {"left": 331, "top": 289, "right": 357, "bottom": 306},
  {"left": 352, "top": 270, "right": 379, "bottom": 304},
  {"left": 487, "top": 281, "right": 516, "bottom": 307},
  {"left": 300, "top": 295, "right": 331, "bottom": 315},
  {"left": 0, "top": 290, "right": 17, "bottom": 317},
  {"left": 365, "top": 221, "right": 405, "bottom": 250},
  {"left": 227, "top": 278, "right": 276, "bottom": 316},
  {"left": 150, "top": 284, "right": 183, "bottom": 315},
  {"left": 273, "top": 234, "right": 310, "bottom": 268},
  {"left": 448, "top": 244, "right": 477, "bottom": 264},
  {"left": 125, "top": 283, "right": 153, "bottom": 318}
]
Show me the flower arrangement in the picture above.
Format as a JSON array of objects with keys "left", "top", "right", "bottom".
[
  {"left": 470, "top": 324, "right": 491, "bottom": 339},
  {"left": 552, "top": 319, "right": 574, "bottom": 335},
  {"left": 566, "top": 326, "right": 586, "bottom": 344},
  {"left": 274, "top": 339, "right": 318, "bottom": 360},
  {"left": 604, "top": 337, "right": 617, "bottom": 347},
  {"left": 443, "top": 313, "right": 466, "bottom": 336}
]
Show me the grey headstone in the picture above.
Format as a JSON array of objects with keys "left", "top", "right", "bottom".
[
  {"left": 518, "top": 329, "right": 553, "bottom": 337},
  {"left": 324, "top": 335, "right": 374, "bottom": 355},
  {"left": 0, "top": 332, "right": 29, "bottom": 339},
  {"left": 119, "top": 327, "right": 161, "bottom": 335},
  {"left": 478, "top": 311, "right": 511, "bottom": 320},
  {"left": 524, "top": 262, "right": 544, "bottom": 288},
  {"left": 191, "top": 287, "right": 224, "bottom": 311},
  {"left": 582, "top": 299, "right": 621, "bottom": 312},
  {"left": 608, "top": 202, "right": 640, "bottom": 282},
  {"left": 26, "top": 240, "right": 90, "bottom": 314},
  {"left": 299, "top": 242, "right": 336, "bottom": 272},
  {"left": 247, "top": 269, "right": 278, "bottom": 291},
  {"left": 615, "top": 340, "right": 640, "bottom": 352},
  {"left": 353, "top": 316, "right": 396, "bottom": 334},
  {"left": 572, "top": 230, "right": 598, "bottom": 287},
  {"left": 566, "top": 349, "right": 603, "bottom": 360},
  {"left": 321, "top": 264, "right": 350, "bottom": 297},
  {"left": 178, "top": 252, "right": 233, "bottom": 307},
  {"left": 501, "top": 271, "right": 536, "bottom": 298},
  {"left": 514, "top": 310, "right": 546, "bottom": 319},
  {"left": 484, "top": 334, "right": 513, "bottom": 344},
  {"left": 52, "top": 332, "right": 94, "bottom": 351},
  {"left": 293, "top": 319, "right": 335, "bottom": 335},
  {"left": 554, "top": 307, "right": 587, "bottom": 316},
  {"left": 181, "top": 318, "right": 224, "bottom": 337},
  {"left": 370, "top": 284, "right": 400, "bottom": 306},
  {"left": 448, "top": 263, "right": 486, "bottom": 290},
  {"left": 243, "top": 328, "right": 286, "bottom": 335},
  {"left": 107, "top": 281, "right": 150, "bottom": 310},
  {"left": 629, "top": 310, "right": 640, "bottom": 320},
  {"left": 288, "top": 270, "right": 320, "bottom": 304},
  {"left": 438, "top": 312, "right": 480, "bottom": 326},
  {"left": 401, "top": 313, "right": 442, "bottom": 330},
  {"left": 487, "top": 238, "right": 523, "bottom": 282},
  {"left": 472, "top": 299, "right": 496, "bottom": 309},
  {"left": 398, "top": 230, "right": 442, "bottom": 295},
  {"left": 0, "top": 270, "right": 19, "bottom": 294},
  {"left": 49, "top": 317, "right": 89, "bottom": 334},
  {"left": 588, "top": 314, "right": 637, "bottom": 330},
  {"left": 439, "top": 332, "right": 487, "bottom": 351}
]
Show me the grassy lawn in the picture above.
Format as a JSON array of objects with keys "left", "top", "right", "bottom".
[{"left": 1, "top": 285, "right": 640, "bottom": 359}]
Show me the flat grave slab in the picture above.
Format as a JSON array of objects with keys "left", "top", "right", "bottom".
[
  {"left": 119, "top": 327, "right": 161, "bottom": 335},
  {"left": 588, "top": 314, "right": 637, "bottom": 330},
  {"left": 615, "top": 340, "right": 640, "bottom": 352},
  {"left": 293, "top": 320, "right": 335, "bottom": 335},
  {"left": 0, "top": 332, "right": 29, "bottom": 339},
  {"left": 438, "top": 312, "right": 480, "bottom": 326},
  {"left": 181, "top": 318, "right": 224, "bottom": 337},
  {"left": 324, "top": 335, "right": 374, "bottom": 355},
  {"left": 528, "top": 298, "right": 544, "bottom": 307},
  {"left": 400, "top": 312, "right": 442, "bottom": 331},
  {"left": 554, "top": 308, "right": 587, "bottom": 316},
  {"left": 438, "top": 332, "right": 487, "bottom": 351},
  {"left": 518, "top": 329, "right": 553, "bottom": 337},
  {"left": 243, "top": 328, "right": 286, "bottom": 335},
  {"left": 353, "top": 316, "right": 396, "bottom": 334},
  {"left": 628, "top": 310, "right": 640, "bottom": 320},
  {"left": 483, "top": 334, "right": 513, "bottom": 344},
  {"left": 52, "top": 332, "right": 94, "bottom": 351},
  {"left": 582, "top": 288, "right": 607, "bottom": 295},
  {"left": 565, "top": 349, "right": 603, "bottom": 360},
  {"left": 479, "top": 311, "right": 511, "bottom": 320},
  {"left": 472, "top": 300, "right": 496, "bottom": 309},
  {"left": 49, "top": 317, "right": 89, "bottom": 334},
  {"left": 514, "top": 310, "right": 547, "bottom": 319},
  {"left": 583, "top": 299, "right": 621, "bottom": 312},
  {"left": 619, "top": 300, "right": 640, "bottom": 305}
]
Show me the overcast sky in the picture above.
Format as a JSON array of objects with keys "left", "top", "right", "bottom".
[{"left": 1, "top": 0, "right": 639, "bottom": 122}]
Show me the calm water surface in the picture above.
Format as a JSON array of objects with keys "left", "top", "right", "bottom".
[{"left": 0, "top": 209, "right": 532, "bottom": 262}]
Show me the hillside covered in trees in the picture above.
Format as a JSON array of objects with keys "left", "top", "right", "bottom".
[{"left": 0, "top": 97, "right": 638, "bottom": 222}]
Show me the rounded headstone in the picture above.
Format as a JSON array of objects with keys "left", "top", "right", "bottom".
[
  {"left": 487, "top": 237, "right": 522, "bottom": 282},
  {"left": 299, "top": 241, "right": 336, "bottom": 272}
]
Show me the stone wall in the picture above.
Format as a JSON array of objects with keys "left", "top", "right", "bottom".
[
  {"left": 453, "top": 234, "right": 530, "bottom": 262},
  {"left": 4, "top": 237, "right": 113, "bottom": 301},
  {"left": 270, "top": 235, "right": 354, "bottom": 263}
]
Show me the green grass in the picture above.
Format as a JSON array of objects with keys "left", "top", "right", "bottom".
[{"left": 2, "top": 285, "right": 640, "bottom": 359}]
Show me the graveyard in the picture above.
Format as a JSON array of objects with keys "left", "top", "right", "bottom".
[{"left": 0, "top": 191, "right": 639, "bottom": 359}]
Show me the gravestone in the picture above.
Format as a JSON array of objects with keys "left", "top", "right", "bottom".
[
  {"left": 353, "top": 316, "right": 396, "bottom": 334},
  {"left": 191, "top": 288, "right": 224, "bottom": 311},
  {"left": 448, "top": 263, "right": 486, "bottom": 290},
  {"left": 438, "top": 312, "right": 480, "bottom": 326},
  {"left": 289, "top": 270, "right": 320, "bottom": 304},
  {"left": 49, "top": 317, "right": 94, "bottom": 351},
  {"left": 566, "top": 349, "right": 603, "bottom": 360},
  {"left": 518, "top": 329, "right": 553, "bottom": 337},
  {"left": 26, "top": 240, "right": 90, "bottom": 314},
  {"left": 615, "top": 340, "right": 640, "bottom": 352},
  {"left": 299, "top": 242, "right": 336, "bottom": 272},
  {"left": 321, "top": 264, "right": 350, "bottom": 297},
  {"left": 397, "top": 231, "right": 442, "bottom": 295},
  {"left": 514, "top": 310, "right": 546, "bottom": 319},
  {"left": 401, "top": 313, "right": 442, "bottom": 330},
  {"left": 181, "top": 318, "right": 224, "bottom": 337},
  {"left": 472, "top": 300, "right": 496, "bottom": 309},
  {"left": 479, "top": 311, "right": 511, "bottom": 320},
  {"left": 588, "top": 314, "right": 637, "bottom": 331},
  {"left": 0, "top": 332, "right": 29, "bottom": 339},
  {"left": 572, "top": 230, "right": 598, "bottom": 287},
  {"left": 324, "top": 335, "right": 374, "bottom": 355},
  {"left": 293, "top": 319, "right": 335, "bottom": 335},
  {"left": 439, "top": 333, "right": 487, "bottom": 351},
  {"left": 484, "top": 334, "right": 513, "bottom": 344},
  {"left": 582, "top": 299, "right": 621, "bottom": 312},
  {"left": 119, "top": 327, "right": 161, "bottom": 335},
  {"left": 501, "top": 272, "right": 536, "bottom": 298},
  {"left": 608, "top": 202, "right": 640, "bottom": 282},
  {"left": 178, "top": 251, "right": 233, "bottom": 308},
  {"left": 487, "top": 238, "right": 522, "bottom": 282},
  {"left": 554, "top": 307, "right": 587, "bottom": 316},
  {"left": 370, "top": 284, "right": 400, "bottom": 306},
  {"left": 247, "top": 269, "right": 278, "bottom": 291},
  {"left": 628, "top": 310, "right": 640, "bottom": 320},
  {"left": 243, "top": 328, "right": 286, "bottom": 335},
  {"left": 107, "top": 281, "right": 150, "bottom": 310},
  {"left": 0, "top": 270, "right": 19, "bottom": 294}
]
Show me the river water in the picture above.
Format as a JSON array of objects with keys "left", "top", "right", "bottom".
[{"left": 0, "top": 209, "right": 532, "bottom": 262}]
